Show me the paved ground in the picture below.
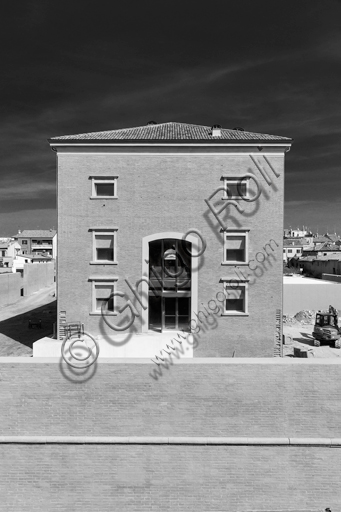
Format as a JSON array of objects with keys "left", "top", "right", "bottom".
[
  {"left": 0, "top": 284, "right": 56, "bottom": 356},
  {"left": 283, "top": 322, "right": 341, "bottom": 358}
]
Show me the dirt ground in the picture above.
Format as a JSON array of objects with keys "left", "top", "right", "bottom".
[
  {"left": 283, "top": 322, "right": 341, "bottom": 358},
  {"left": 0, "top": 284, "right": 56, "bottom": 356}
]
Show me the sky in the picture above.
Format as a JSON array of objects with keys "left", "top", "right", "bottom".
[{"left": 0, "top": 0, "right": 340, "bottom": 236}]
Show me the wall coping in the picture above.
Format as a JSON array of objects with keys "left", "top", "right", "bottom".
[
  {"left": 0, "top": 436, "right": 341, "bottom": 446},
  {"left": 1, "top": 357, "right": 341, "bottom": 365}
]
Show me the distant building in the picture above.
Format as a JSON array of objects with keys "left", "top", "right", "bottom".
[
  {"left": 12, "top": 253, "right": 52, "bottom": 273},
  {"left": 13, "top": 230, "right": 57, "bottom": 258},
  {"left": 299, "top": 253, "right": 341, "bottom": 278},
  {"left": 284, "top": 227, "right": 311, "bottom": 238},
  {"left": 0, "top": 240, "right": 21, "bottom": 268},
  {"left": 0, "top": 243, "right": 7, "bottom": 258},
  {"left": 283, "top": 239, "right": 305, "bottom": 262},
  {"left": 303, "top": 241, "right": 341, "bottom": 257}
]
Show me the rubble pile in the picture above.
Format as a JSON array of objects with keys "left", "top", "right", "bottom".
[{"left": 283, "top": 310, "right": 317, "bottom": 325}]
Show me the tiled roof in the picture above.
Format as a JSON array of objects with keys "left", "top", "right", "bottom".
[
  {"left": 306, "top": 242, "right": 339, "bottom": 252},
  {"left": 319, "top": 242, "right": 339, "bottom": 251},
  {"left": 283, "top": 240, "right": 305, "bottom": 247},
  {"left": 18, "top": 253, "right": 51, "bottom": 259},
  {"left": 14, "top": 230, "right": 56, "bottom": 238},
  {"left": 325, "top": 233, "right": 340, "bottom": 242},
  {"left": 49, "top": 122, "right": 292, "bottom": 143},
  {"left": 312, "top": 236, "right": 328, "bottom": 244}
]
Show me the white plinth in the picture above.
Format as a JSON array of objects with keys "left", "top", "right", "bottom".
[{"left": 33, "top": 332, "right": 194, "bottom": 358}]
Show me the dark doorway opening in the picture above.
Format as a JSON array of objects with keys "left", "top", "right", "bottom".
[{"left": 148, "top": 239, "right": 191, "bottom": 332}]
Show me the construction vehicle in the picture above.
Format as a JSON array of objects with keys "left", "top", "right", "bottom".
[{"left": 312, "top": 305, "right": 341, "bottom": 348}]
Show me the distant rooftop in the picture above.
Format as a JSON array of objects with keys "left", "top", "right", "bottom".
[
  {"left": 283, "top": 239, "right": 305, "bottom": 247},
  {"left": 14, "top": 230, "right": 56, "bottom": 238},
  {"left": 49, "top": 122, "right": 292, "bottom": 144},
  {"left": 17, "top": 253, "right": 52, "bottom": 260},
  {"left": 312, "top": 236, "right": 329, "bottom": 243}
]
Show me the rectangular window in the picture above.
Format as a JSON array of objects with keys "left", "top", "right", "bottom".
[
  {"left": 96, "top": 235, "right": 114, "bottom": 261},
  {"left": 89, "top": 277, "right": 118, "bottom": 315},
  {"left": 222, "top": 177, "right": 249, "bottom": 200},
  {"left": 22, "top": 240, "right": 27, "bottom": 245},
  {"left": 91, "top": 229, "right": 117, "bottom": 264},
  {"left": 288, "top": 249, "right": 293, "bottom": 253},
  {"left": 221, "top": 281, "right": 248, "bottom": 316},
  {"left": 223, "top": 231, "right": 248, "bottom": 265},
  {"left": 90, "top": 177, "right": 118, "bottom": 199},
  {"left": 95, "top": 284, "right": 114, "bottom": 312}
]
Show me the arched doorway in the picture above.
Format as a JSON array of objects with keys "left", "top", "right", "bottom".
[{"left": 141, "top": 232, "right": 198, "bottom": 333}]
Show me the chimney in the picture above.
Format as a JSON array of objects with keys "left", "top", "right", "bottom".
[{"left": 211, "top": 124, "right": 221, "bottom": 137}]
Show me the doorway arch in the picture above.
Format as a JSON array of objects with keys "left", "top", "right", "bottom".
[{"left": 141, "top": 232, "right": 198, "bottom": 333}]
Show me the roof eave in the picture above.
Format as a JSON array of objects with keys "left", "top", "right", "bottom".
[{"left": 48, "top": 138, "right": 292, "bottom": 146}]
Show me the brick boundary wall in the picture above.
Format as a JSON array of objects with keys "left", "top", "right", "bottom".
[
  {"left": 1, "top": 358, "right": 341, "bottom": 438},
  {"left": 1, "top": 436, "right": 341, "bottom": 446},
  {"left": 0, "top": 359, "right": 340, "bottom": 510},
  {"left": 0, "top": 444, "right": 338, "bottom": 511}
]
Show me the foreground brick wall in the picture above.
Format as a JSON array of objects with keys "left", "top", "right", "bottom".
[
  {"left": 0, "top": 444, "right": 338, "bottom": 511},
  {"left": 0, "top": 359, "right": 340, "bottom": 510},
  {"left": 0, "top": 360, "right": 340, "bottom": 437}
]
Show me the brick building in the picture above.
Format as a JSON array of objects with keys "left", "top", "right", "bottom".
[
  {"left": 13, "top": 229, "right": 57, "bottom": 258},
  {"left": 49, "top": 122, "right": 292, "bottom": 357}
]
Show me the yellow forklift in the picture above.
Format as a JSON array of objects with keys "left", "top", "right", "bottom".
[{"left": 312, "top": 305, "right": 341, "bottom": 348}]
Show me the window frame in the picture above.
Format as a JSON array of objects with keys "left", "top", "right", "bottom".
[
  {"left": 221, "top": 176, "right": 250, "bottom": 201},
  {"left": 89, "top": 277, "right": 118, "bottom": 316},
  {"left": 220, "top": 279, "right": 249, "bottom": 316},
  {"left": 22, "top": 240, "right": 28, "bottom": 245},
  {"left": 90, "top": 228, "right": 118, "bottom": 265},
  {"left": 90, "top": 176, "right": 118, "bottom": 199},
  {"left": 222, "top": 229, "right": 249, "bottom": 266}
]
